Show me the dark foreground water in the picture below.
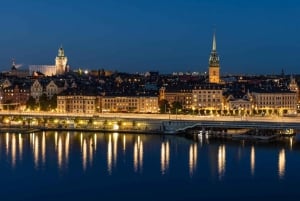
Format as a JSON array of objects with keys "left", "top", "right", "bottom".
[{"left": 0, "top": 131, "right": 300, "bottom": 201}]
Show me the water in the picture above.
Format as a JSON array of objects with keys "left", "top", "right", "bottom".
[{"left": 0, "top": 131, "right": 300, "bottom": 201}]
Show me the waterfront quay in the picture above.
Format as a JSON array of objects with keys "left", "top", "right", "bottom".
[{"left": 1, "top": 111, "right": 300, "bottom": 136}]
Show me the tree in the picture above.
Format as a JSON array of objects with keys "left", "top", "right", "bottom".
[
  {"left": 39, "top": 94, "right": 49, "bottom": 111},
  {"left": 26, "top": 96, "right": 37, "bottom": 110},
  {"left": 49, "top": 94, "right": 57, "bottom": 110},
  {"left": 171, "top": 101, "right": 183, "bottom": 114},
  {"left": 158, "top": 99, "right": 170, "bottom": 114}
]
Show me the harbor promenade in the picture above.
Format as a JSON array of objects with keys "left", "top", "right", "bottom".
[{"left": 1, "top": 111, "right": 300, "bottom": 135}]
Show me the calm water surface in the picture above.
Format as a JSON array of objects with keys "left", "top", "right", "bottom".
[{"left": 0, "top": 131, "right": 300, "bottom": 201}]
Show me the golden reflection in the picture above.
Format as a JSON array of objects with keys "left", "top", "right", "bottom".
[
  {"left": 34, "top": 134, "right": 39, "bottom": 169},
  {"left": 123, "top": 135, "right": 126, "bottom": 153},
  {"left": 93, "top": 134, "right": 97, "bottom": 151},
  {"left": 218, "top": 145, "right": 226, "bottom": 180},
  {"left": 65, "top": 133, "right": 70, "bottom": 166},
  {"left": 6, "top": 133, "right": 9, "bottom": 156},
  {"left": 278, "top": 149, "right": 286, "bottom": 179},
  {"left": 161, "top": 141, "right": 170, "bottom": 175},
  {"left": 80, "top": 133, "right": 83, "bottom": 148},
  {"left": 11, "top": 135, "right": 16, "bottom": 168},
  {"left": 57, "top": 136, "right": 62, "bottom": 170},
  {"left": 107, "top": 135, "right": 112, "bottom": 174},
  {"left": 289, "top": 137, "right": 293, "bottom": 150},
  {"left": 55, "top": 132, "right": 58, "bottom": 151},
  {"left": 89, "top": 137, "right": 93, "bottom": 166},
  {"left": 42, "top": 132, "right": 46, "bottom": 165},
  {"left": 134, "top": 136, "right": 143, "bottom": 173},
  {"left": 189, "top": 143, "right": 197, "bottom": 177},
  {"left": 250, "top": 146, "right": 255, "bottom": 176},
  {"left": 82, "top": 139, "right": 87, "bottom": 171},
  {"left": 113, "top": 133, "right": 119, "bottom": 166},
  {"left": 18, "top": 134, "right": 23, "bottom": 162}
]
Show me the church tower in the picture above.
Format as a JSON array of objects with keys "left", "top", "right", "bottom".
[
  {"left": 55, "top": 46, "right": 68, "bottom": 75},
  {"left": 208, "top": 32, "right": 220, "bottom": 83}
]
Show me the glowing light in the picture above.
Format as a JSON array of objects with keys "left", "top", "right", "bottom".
[{"left": 113, "top": 124, "right": 119, "bottom": 130}]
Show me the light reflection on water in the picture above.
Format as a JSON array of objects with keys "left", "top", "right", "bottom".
[
  {"left": 0, "top": 132, "right": 297, "bottom": 178},
  {"left": 1, "top": 132, "right": 300, "bottom": 200}
]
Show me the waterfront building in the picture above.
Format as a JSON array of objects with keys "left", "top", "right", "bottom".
[
  {"left": 227, "top": 96, "right": 252, "bottom": 115},
  {"left": 192, "top": 84, "right": 223, "bottom": 112},
  {"left": 57, "top": 95, "right": 96, "bottom": 114},
  {"left": 100, "top": 96, "right": 158, "bottom": 113},
  {"left": 251, "top": 90, "right": 297, "bottom": 115},
  {"left": 208, "top": 32, "right": 220, "bottom": 84},
  {"left": 159, "top": 87, "right": 193, "bottom": 110}
]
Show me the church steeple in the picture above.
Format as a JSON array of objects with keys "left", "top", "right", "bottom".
[
  {"left": 208, "top": 31, "right": 220, "bottom": 84},
  {"left": 58, "top": 45, "right": 65, "bottom": 57},
  {"left": 11, "top": 58, "right": 17, "bottom": 71},
  {"left": 212, "top": 32, "right": 217, "bottom": 52}
]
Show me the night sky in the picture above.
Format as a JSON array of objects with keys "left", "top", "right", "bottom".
[{"left": 1, "top": 0, "right": 300, "bottom": 75}]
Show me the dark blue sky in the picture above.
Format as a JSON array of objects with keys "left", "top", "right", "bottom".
[{"left": 1, "top": 0, "right": 300, "bottom": 74}]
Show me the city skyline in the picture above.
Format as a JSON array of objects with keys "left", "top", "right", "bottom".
[{"left": 1, "top": 0, "right": 300, "bottom": 74}]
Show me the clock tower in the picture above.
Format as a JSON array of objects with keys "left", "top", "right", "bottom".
[
  {"left": 208, "top": 32, "right": 220, "bottom": 83},
  {"left": 55, "top": 46, "right": 68, "bottom": 75}
]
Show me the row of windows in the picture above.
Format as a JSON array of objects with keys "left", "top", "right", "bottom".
[
  {"left": 104, "top": 99, "right": 138, "bottom": 102},
  {"left": 58, "top": 101, "right": 94, "bottom": 104},
  {"left": 193, "top": 91, "right": 222, "bottom": 94},
  {"left": 194, "top": 99, "right": 221, "bottom": 102},
  {"left": 258, "top": 102, "right": 295, "bottom": 105},
  {"left": 257, "top": 96, "right": 296, "bottom": 100}
]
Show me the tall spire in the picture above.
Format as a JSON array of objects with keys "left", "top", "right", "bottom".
[{"left": 212, "top": 31, "right": 217, "bottom": 52}]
